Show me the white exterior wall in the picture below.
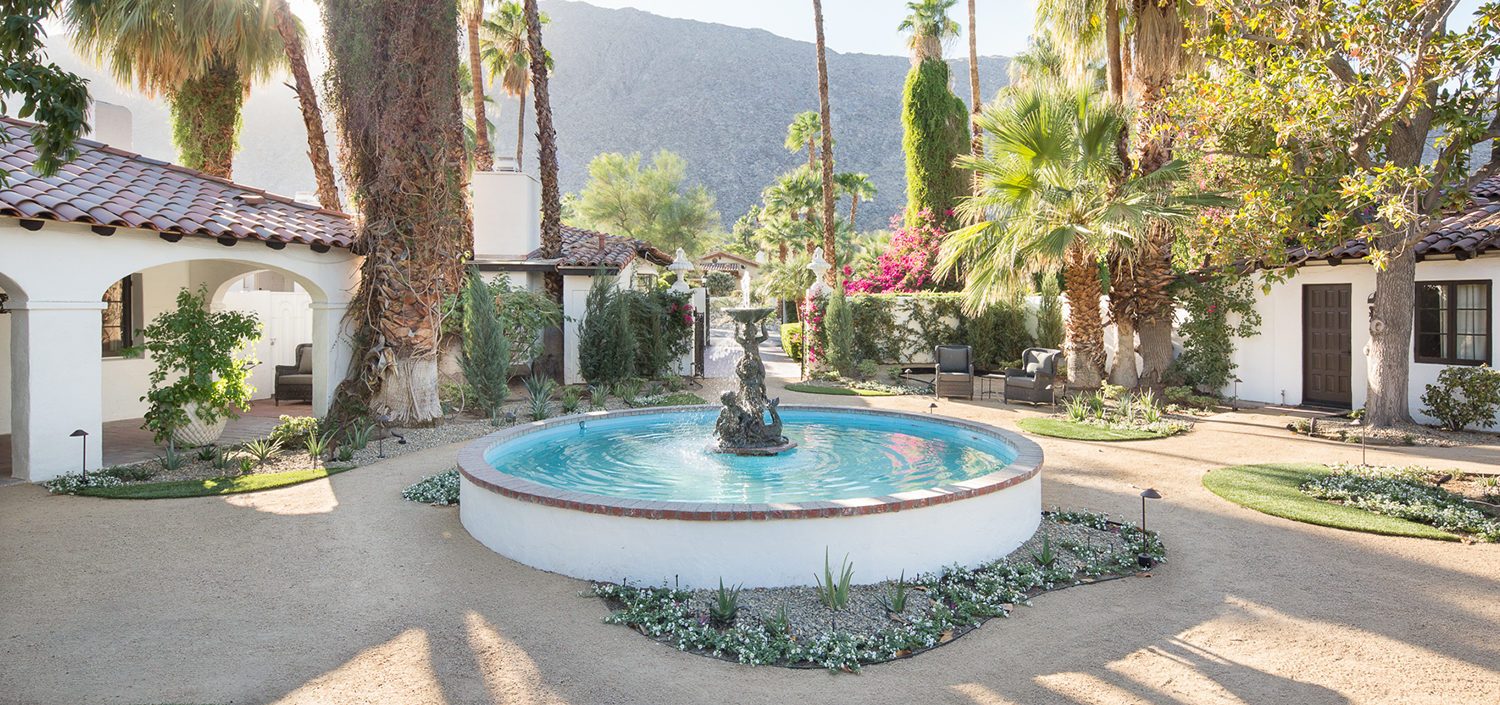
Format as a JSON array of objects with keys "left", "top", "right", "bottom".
[
  {"left": 0, "top": 219, "right": 360, "bottom": 480},
  {"left": 1229, "top": 257, "right": 1500, "bottom": 427}
]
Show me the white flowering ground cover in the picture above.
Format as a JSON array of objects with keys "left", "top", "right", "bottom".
[
  {"left": 591, "top": 510, "right": 1165, "bottom": 672},
  {"left": 402, "top": 468, "right": 461, "bottom": 506},
  {"left": 1301, "top": 464, "right": 1500, "bottom": 542}
]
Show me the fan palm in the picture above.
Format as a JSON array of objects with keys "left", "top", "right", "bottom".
[
  {"left": 937, "top": 86, "right": 1215, "bottom": 390},
  {"left": 480, "top": 1, "right": 551, "bottom": 169},
  {"left": 897, "top": 0, "right": 961, "bottom": 64},
  {"left": 811, "top": 0, "right": 837, "bottom": 283},
  {"left": 833, "top": 172, "right": 876, "bottom": 231},
  {"left": 67, "top": 0, "right": 285, "bottom": 179},
  {"left": 784, "top": 111, "right": 822, "bottom": 169}
]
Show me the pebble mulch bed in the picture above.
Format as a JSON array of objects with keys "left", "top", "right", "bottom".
[
  {"left": 1287, "top": 415, "right": 1498, "bottom": 447},
  {"left": 592, "top": 510, "right": 1162, "bottom": 672}
]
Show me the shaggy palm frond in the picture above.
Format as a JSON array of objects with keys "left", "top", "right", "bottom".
[
  {"left": 66, "top": 0, "right": 286, "bottom": 95},
  {"left": 898, "top": 0, "right": 962, "bottom": 62}
]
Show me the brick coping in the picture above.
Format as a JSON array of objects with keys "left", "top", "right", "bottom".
[{"left": 457, "top": 405, "right": 1043, "bottom": 522}]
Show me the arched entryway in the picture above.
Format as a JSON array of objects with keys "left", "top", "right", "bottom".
[{"left": 0, "top": 272, "right": 24, "bottom": 480}]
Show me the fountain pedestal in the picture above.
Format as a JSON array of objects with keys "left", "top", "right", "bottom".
[{"left": 714, "top": 306, "right": 795, "bottom": 455}]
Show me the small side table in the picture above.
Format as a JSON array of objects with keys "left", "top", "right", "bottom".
[{"left": 977, "top": 373, "right": 1004, "bottom": 399}]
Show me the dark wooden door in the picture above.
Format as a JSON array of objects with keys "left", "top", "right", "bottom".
[{"left": 1303, "top": 284, "right": 1352, "bottom": 407}]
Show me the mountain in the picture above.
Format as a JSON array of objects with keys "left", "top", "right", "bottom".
[{"left": 38, "top": 0, "right": 1010, "bottom": 230}]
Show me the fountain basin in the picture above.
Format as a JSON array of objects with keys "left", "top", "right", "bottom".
[{"left": 458, "top": 405, "right": 1043, "bottom": 587}]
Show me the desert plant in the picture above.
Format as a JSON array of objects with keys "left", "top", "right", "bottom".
[
  {"left": 194, "top": 445, "right": 218, "bottom": 462},
  {"left": 334, "top": 445, "right": 354, "bottom": 462},
  {"left": 304, "top": 429, "right": 335, "bottom": 461},
  {"left": 814, "top": 549, "right": 855, "bottom": 612},
  {"left": 210, "top": 447, "right": 234, "bottom": 471},
  {"left": 524, "top": 374, "right": 556, "bottom": 421},
  {"left": 241, "top": 437, "right": 284, "bottom": 466},
  {"left": 345, "top": 421, "right": 376, "bottom": 450},
  {"left": 1031, "top": 531, "right": 1057, "bottom": 567},
  {"left": 589, "top": 384, "right": 609, "bottom": 410},
  {"left": 130, "top": 286, "right": 260, "bottom": 444},
  {"left": 1064, "top": 394, "right": 1090, "bottom": 422},
  {"left": 879, "top": 571, "right": 909, "bottom": 613},
  {"left": 238, "top": 457, "right": 255, "bottom": 475},
  {"left": 561, "top": 386, "right": 582, "bottom": 414},
  {"left": 269, "top": 415, "right": 320, "bottom": 450},
  {"left": 764, "top": 603, "right": 792, "bottom": 637},
  {"left": 613, "top": 379, "right": 644, "bottom": 404},
  {"left": 158, "top": 443, "right": 187, "bottom": 473},
  {"left": 709, "top": 578, "right": 741, "bottom": 627},
  {"left": 1137, "top": 389, "right": 1164, "bottom": 424},
  {"left": 1421, "top": 366, "right": 1500, "bottom": 431}
]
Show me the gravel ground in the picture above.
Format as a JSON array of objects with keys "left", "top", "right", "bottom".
[
  {"left": 1288, "top": 415, "right": 1499, "bottom": 447},
  {"left": 676, "top": 517, "right": 1132, "bottom": 643}
]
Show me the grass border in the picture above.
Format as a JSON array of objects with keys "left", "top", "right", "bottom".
[
  {"left": 784, "top": 382, "right": 899, "bottom": 397},
  {"left": 1202, "top": 463, "right": 1459, "bottom": 541},
  {"left": 1015, "top": 417, "right": 1171, "bottom": 441},
  {"left": 76, "top": 465, "right": 354, "bottom": 500}
]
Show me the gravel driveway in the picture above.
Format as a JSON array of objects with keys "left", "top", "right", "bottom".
[{"left": 2, "top": 387, "right": 1497, "bottom": 705}]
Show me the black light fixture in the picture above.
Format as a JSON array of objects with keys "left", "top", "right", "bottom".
[
  {"left": 69, "top": 429, "right": 89, "bottom": 481},
  {"left": 1137, "top": 488, "right": 1162, "bottom": 569},
  {"left": 375, "top": 413, "right": 407, "bottom": 459},
  {"left": 1351, "top": 415, "right": 1367, "bottom": 466},
  {"left": 928, "top": 402, "right": 938, "bottom": 414}
]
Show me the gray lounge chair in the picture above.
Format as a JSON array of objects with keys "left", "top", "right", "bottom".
[
  {"left": 934, "top": 345, "right": 975, "bottom": 399},
  {"left": 275, "top": 343, "right": 314, "bottom": 405},
  {"left": 1004, "top": 347, "right": 1061, "bottom": 405}
]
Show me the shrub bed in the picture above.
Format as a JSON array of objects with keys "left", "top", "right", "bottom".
[{"left": 1302, "top": 464, "right": 1500, "bottom": 542}]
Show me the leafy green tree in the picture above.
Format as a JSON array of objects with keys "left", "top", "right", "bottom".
[
  {"left": 1172, "top": 0, "right": 1500, "bottom": 427},
  {"left": 132, "top": 286, "right": 260, "bottom": 444},
  {"left": 577, "top": 275, "right": 636, "bottom": 385},
  {"left": 1, "top": 0, "right": 90, "bottom": 185},
  {"left": 937, "top": 86, "right": 1216, "bottom": 389},
  {"left": 66, "top": 0, "right": 285, "bottom": 178},
  {"left": 574, "top": 150, "right": 720, "bottom": 255},
  {"left": 460, "top": 270, "right": 512, "bottom": 419},
  {"left": 901, "top": 57, "right": 970, "bottom": 228}
]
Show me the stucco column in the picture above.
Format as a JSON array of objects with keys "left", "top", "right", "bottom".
[
  {"left": 8, "top": 300, "right": 105, "bottom": 482},
  {"left": 309, "top": 301, "right": 353, "bottom": 417}
]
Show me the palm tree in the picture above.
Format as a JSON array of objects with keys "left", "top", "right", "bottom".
[
  {"left": 480, "top": 1, "right": 550, "bottom": 169},
  {"left": 270, "top": 0, "right": 340, "bottom": 210},
  {"left": 321, "top": 0, "right": 470, "bottom": 424},
  {"left": 936, "top": 86, "right": 1212, "bottom": 390},
  {"left": 898, "top": 0, "right": 961, "bottom": 64},
  {"left": 755, "top": 213, "right": 813, "bottom": 264},
  {"left": 522, "top": 0, "right": 562, "bottom": 302},
  {"left": 812, "top": 0, "right": 837, "bottom": 283},
  {"left": 67, "top": 0, "right": 284, "bottom": 179},
  {"left": 784, "top": 111, "right": 821, "bottom": 169},
  {"left": 834, "top": 172, "right": 876, "bottom": 231},
  {"left": 463, "top": 0, "right": 494, "bottom": 171},
  {"left": 965, "top": 0, "right": 982, "bottom": 193}
]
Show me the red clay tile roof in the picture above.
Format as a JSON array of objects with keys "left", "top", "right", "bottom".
[
  {"left": 0, "top": 117, "right": 354, "bottom": 251},
  {"left": 1290, "top": 174, "right": 1500, "bottom": 264},
  {"left": 530, "top": 225, "right": 673, "bottom": 269}
]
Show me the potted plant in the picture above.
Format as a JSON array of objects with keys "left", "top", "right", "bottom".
[{"left": 131, "top": 285, "right": 261, "bottom": 447}]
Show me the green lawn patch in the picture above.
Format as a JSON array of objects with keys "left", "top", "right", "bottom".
[
  {"left": 1016, "top": 417, "right": 1169, "bottom": 441},
  {"left": 77, "top": 466, "right": 353, "bottom": 500},
  {"left": 784, "top": 382, "right": 898, "bottom": 397},
  {"left": 1202, "top": 463, "right": 1459, "bottom": 541}
]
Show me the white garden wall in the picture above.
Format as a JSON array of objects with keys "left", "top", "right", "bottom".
[{"left": 1229, "top": 257, "right": 1500, "bottom": 428}]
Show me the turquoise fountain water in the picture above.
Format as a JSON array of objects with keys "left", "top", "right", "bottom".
[{"left": 484, "top": 408, "right": 1019, "bottom": 504}]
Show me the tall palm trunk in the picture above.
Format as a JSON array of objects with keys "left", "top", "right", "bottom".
[
  {"left": 321, "top": 0, "right": 470, "bottom": 425},
  {"left": 1105, "top": 0, "right": 1123, "bottom": 98},
  {"left": 524, "top": 0, "right": 560, "bottom": 270},
  {"left": 966, "top": 0, "right": 982, "bottom": 194},
  {"left": 273, "top": 0, "right": 340, "bottom": 210},
  {"left": 1063, "top": 243, "right": 1106, "bottom": 390},
  {"left": 812, "top": 0, "right": 836, "bottom": 281},
  {"left": 168, "top": 55, "right": 242, "bottom": 179},
  {"left": 848, "top": 195, "right": 859, "bottom": 231},
  {"left": 514, "top": 82, "right": 527, "bottom": 168},
  {"left": 467, "top": 4, "right": 494, "bottom": 171}
]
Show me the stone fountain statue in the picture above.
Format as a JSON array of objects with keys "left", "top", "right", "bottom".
[{"left": 714, "top": 306, "right": 794, "bottom": 455}]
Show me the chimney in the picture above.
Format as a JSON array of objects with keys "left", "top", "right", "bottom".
[
  {"left": 472, "top": 169, "right": 541, "bottom": 261},
  {"left": 87, "top": 100, "right": 132, "bottom": 150}
]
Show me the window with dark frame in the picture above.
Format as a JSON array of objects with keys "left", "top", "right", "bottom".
[
  {"left": 101, "top": 275, "right": 137, "bottom": 357},
  {"left": 1414, "top": 280, "right": 1491, "bottom": 365}
]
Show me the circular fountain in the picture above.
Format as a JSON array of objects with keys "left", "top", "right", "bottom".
[{"left": 458, "top": 307, "right": 1042, "bottom": 587}]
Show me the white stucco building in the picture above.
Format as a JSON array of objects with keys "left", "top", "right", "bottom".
[
  {"left": 0, "top": 117, "right": 360, "bottom": 482},
  {"left": 1226, "top": 176, "right": 1499, "bottom": 427}
]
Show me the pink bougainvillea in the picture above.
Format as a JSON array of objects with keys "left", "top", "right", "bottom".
[{"left": 846, "top": 209, "right": 949, "bottom": 294}]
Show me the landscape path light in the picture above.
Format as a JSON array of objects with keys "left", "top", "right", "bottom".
[{"left": 70, "top": 429, "right": 89, "bottom": 482}]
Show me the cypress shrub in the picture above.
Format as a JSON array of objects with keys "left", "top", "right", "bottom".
[
  {"left": 460, "top": 270, "right": 513, "bottom": 417},
  {"left": 901, "top": 58, "right": 970, "bottom": 227},
  {"left": 824, "top": 288, "right": 855, "bottom": 374},
  {"left": 578, "top": 276, "right": 636, "bottom": 385},
  {"left": 1036, "top": 276, "right": 1065, "bottom": 350}
]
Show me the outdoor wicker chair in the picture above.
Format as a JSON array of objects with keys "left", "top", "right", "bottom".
[
  {"left": 274, "top": 343, "right": 314, "bottom": 405},
  {"left": 934, "top": 344, "right": 975, "bottom": 399},
  {"left": 1004, "top": 347, "right": 1061, "bottom": 405}
]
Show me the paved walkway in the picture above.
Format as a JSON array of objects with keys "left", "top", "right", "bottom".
[{"left": 1, "top": 383, "right": 1498, "bottom": 704}]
